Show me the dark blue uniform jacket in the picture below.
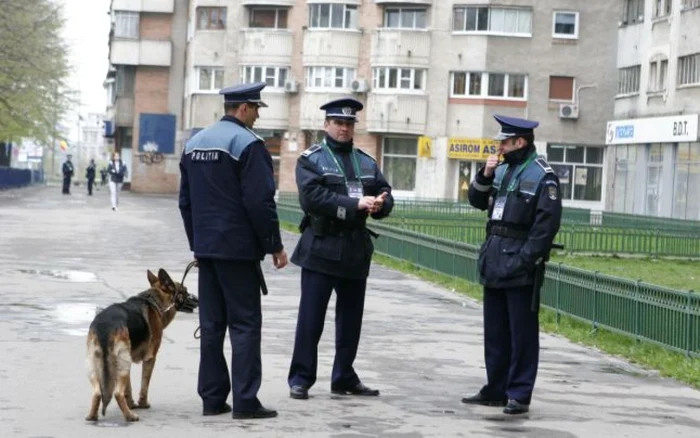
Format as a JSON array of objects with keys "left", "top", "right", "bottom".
[
  {"left": 179, "top": 116, "right": 283, "bottom": 261},
  {"left": 468, "top": 146, "right": 562, "bottom": 289},
  {"left": 291, "top": 136, "right": 393, "bottom": 279}
]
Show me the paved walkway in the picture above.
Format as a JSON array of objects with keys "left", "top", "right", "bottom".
[{"left": 1, "top": 185, "right": 699, "bottom": 437}]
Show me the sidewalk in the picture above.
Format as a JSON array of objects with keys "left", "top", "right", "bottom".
[{"left": 1, "top": 186, "right": 699, "bottom": 438}]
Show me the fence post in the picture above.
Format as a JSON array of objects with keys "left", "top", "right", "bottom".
[
  {"left": 433, "top": 234, "right": 438, "bottom": 271},
  {"left": 451, "top": 238, "right": 456, "bottom": 276},
  {"left": 634, "top": 279, "right": 641, "bottom": 342},
  {"left": 593, "top": 271, "right": 599, "bottom": 329},
  {"left": 687, "top": 290, "right": 694, "bottom": 358},
  {"left": 556, "top": 263, "right": 562, "bottom": 325},
  {"left": 654, "top": 229, "right": 659, "bottom": 259}
]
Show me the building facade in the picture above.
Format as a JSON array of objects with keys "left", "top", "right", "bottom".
[
  {"left": 180, "top": 0, "right": 618, "bottom": 209},
  {"left": 104, "top": 0, "right": 188, "bottom": 192},
  {"left": 605, "top": 0, "right": 700, "bottom": 219}
]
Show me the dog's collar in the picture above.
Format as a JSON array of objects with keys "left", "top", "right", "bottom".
[{"left": 138, "top": 292, "right": 175, "bottom": 316}]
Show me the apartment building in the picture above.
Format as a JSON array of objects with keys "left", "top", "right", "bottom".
[
  {"left": 181, "top": 1, "right": 618, "bottom": 209},
  {"left": 103, "top": 0, "right": 187, "bottom": 193},
  {"left": 77, "top": 112, "right": 108, "bottom": 169},
  {"left": 605, "top": 0, "right": 700, "bottom": 219}
]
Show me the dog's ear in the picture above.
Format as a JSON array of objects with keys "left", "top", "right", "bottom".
[
  {"left": 147, "top": 270, "right": 158, "bottom": 286},
  {"left": 157, "top": 268, "right": 176, "bottom": 293}
]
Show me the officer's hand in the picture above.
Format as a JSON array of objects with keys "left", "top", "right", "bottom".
[
  {"left": 273, "top": 250, "right": 288, "bottom": 269},
  {"left": 370, "top": 192, "right": 388, "bottom": 214},
  {"left": 357, "top": 196, "right": 376, "bottom": 211},
  {"left": 483, "top": 154, "right": 500, "bottom": 178}
]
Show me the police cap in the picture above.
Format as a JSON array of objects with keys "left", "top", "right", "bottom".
[
  {"left": 219, "top": 82, "right": 268, "bottom": 107},
  {"left": 493, "top": 114, "right": 539, "bottom": 141},
  {"left": 320, "top": 97, "right": 364, "bottom": 122}
]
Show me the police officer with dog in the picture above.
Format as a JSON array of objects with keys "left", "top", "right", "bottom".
[
  {"left": 463, "top": 114, "right": 562, "bottom": 414},
  {"left": 287, "top": 97, "right": 393, "bottom": 400},
  {"left": 178, "top": 82, "right": 287, "bottom": 420}
]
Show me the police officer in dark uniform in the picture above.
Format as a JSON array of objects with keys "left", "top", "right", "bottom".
[
  {"left": 178, "top": 82, "right": 288, "bottom": 420},
  {"left": 62, "top": 155, "right": 74, "bottom": 194},
  {"left": 462, "top": 115, "right": 562, "bottom": 415},
  {"left": 287, "top": 98, "right": 393, "bottom": 400}
]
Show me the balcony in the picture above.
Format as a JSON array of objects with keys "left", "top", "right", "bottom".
[
  {"left": 191, "top": 32, "right": 226, "bottom": 66},
  {"left": 239, "top": 30, "right": 293, "bottom": 66},
  {"left": 303, "top": 30, "right": 361, "bottom": 68},
  {"left": 112, "top": 0, "right": 174, "bottom": 13},
  {"left": 242, "top": 0, "right": 294, "bottom": 5},
  {"left": 115, "top": 97, "right": 134, "bottom": 127},
  {"left": 299, "top": 92, "right": 349, "bottom": 130},
  {"left": 374, "top": 0, "right": 433, "bottom": 4},
  {"left": 370, "top": 29, "right": 431, "bottom": 67},
  {"left": 366, "top": 94, "right": 428, "bottom": 135},
  {"left": 110, "top": 40, "right": 172, "bottom": 66},
  {"left": 257, "top": 92, "right": 290, "bottom": 130}
]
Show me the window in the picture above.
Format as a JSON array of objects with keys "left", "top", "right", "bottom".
[
  {"left": 553, "top": 11, "right": 579, "bottom": 39},
  {"left": 451, "top": 72, "right": 527, "bottom": 99},
  {"left": 453, "top": 6, "right": 532, "bottom": 36},
  {"left": 623, "top": 0, "right": 645, "bottom": 25},
  {"left": 114, "top": 12, "right": 139, "bottom": 39},
  {"left": 308, "top": 4, "right": 358, "bottom": 29},
  {"left": 549, "top": 76, "right": 574, "bottom": 101},
  {"left": 197, "top": 67, "right": 224, "bottom": 91},
  {"left": 249, "top": 7, "right": 288, "bottom": 28},
  {"left": 197, "top": 7, "right": 226, "bottom": 30},
  {"left": 673, "top": 142, "right": 700, "bottom": 219},
  {"left": 242, "top": 66, "right": 288, "bottom": 88},
  {"left": 385, "top": 8, "right": 427, "bottom": 29},
  {"left": 116, "top": 66, "right": 135, "bottom": 96},
  {"left": 648, "top": 58, "right": 668, "bottom": 92},
  {"left": 618, "top": 66, "right": 641, "bottom": 95},
  {"left": 678, "top": 53, "right": 700, "bottom": 86},
  {"left": 547, "top": 145, "right": 603, "bottom": 202},
  {"left": 373, "top": 68, "right": 425, "bottom": 91},
  {"left": 654, "top": 0, "right": 673, "bottom": 17},
  {"left": 683, "top": 1, "right": 700, "bottom": 12},
  {"left": 382, "top": 137, "right": 417, "bottom": 192},
  {"left": 305, "top": 66, "right": 355, "bottom": 89}
]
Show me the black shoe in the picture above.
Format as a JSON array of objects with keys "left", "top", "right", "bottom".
[
  {"left": 331, "top": 382, "right": 380, "bottom": 396},
  {"left": 503, "top": 399, "right": 529, "bottom": 415},
  {"left": 290, "top": 385, "right": 309, "bottom": 400},
  {"left": 461, "top": 392, "right": 507, "bottom": 407},
  {"left": 232, "top": 406, "right": 278, "bottom": 419},
  {"left": 202, "top": 402, "right": 232, "bottom": 416}
]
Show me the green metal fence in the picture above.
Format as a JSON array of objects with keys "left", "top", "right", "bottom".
[{"left": 276, "top": 204, "right": 699, "bottom": 358}]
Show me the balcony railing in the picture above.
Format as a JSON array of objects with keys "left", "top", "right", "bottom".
[
  {"left": 303, "top": 30, "right": 361, "bottom": 68},
  {"left": 370, "top": 29, "right": 431, "bottom": 67},
  {"left": 366, "top": 93, "right": 428, "bottom": 135},
  {"left": 240, "top": 30, "right": 293, "bottom": 66},
  {"left": 112, "top": 0, "right": 174, "bottom": 13},
  {"left": 110, "top": 40, "right": 172, "bottom": 66}
]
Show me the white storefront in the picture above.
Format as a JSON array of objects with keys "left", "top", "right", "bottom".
[{"left": 605, "top": 114, "right": 700, "bottom": 219}]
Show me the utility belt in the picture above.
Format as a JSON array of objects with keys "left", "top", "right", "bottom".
[
  {"left": 300, "top": 214, "right": 377, "bottom": 238},
  {"left": 486, "top": 221, "right": 529, "bottom": 240}
]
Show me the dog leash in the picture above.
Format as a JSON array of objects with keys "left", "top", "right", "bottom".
[{"left": 180, "top": 260, "right": 202, "bottom": 339}]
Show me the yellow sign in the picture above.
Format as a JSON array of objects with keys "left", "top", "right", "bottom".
[
  {"left": 448, "top": 138, "right": 498, "bottom": 160},
  {"left": 418, "top": 136, "right": 433, "bottom": 158}
]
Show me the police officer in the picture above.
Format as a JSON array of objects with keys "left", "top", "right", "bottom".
[
  {"left": 178, "top": 82, "right": 288, "bottom": 419},
  {"left": 86, "top": 159, "right": 96, "bottom": 196},
  {"left": 62, "top": 155, "right": 74, "bottom": 194},
  {"left": 288, "top": 98, "right": 393, "bottom": 400},
  {"left": 462, "top": 115, "right": 562, "bottom": 415}
]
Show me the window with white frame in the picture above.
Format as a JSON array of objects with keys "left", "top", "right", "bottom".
[
  {"left": 308, "top": 4, "right": 358, "bottom": 29},
  {"left": 654, "top": 0, "right": 672, "bottom": 17},
  {"left": 114, "top": 11, "right": 139, "bottom": 39},
  {"left": 305, "top": 66, "right": 355, "bottom": 89},
  {"left": 382, "top": 137, "right": 417, "bottom": 192},
  {"left": 384, "top": 8, "right": 427, "bottom": 29},
  {"left": 547, "top": 145, "right": 604, "bottom": 202},
  {"left": 618, "top": 65, "right": 641, "bottom": 95},
  {"left": 249, "top": 7, "right": 288, "bottom": 28},
  {"left": 197, "top": 67, "right": 224, "bottom": 91},
  {"left": 451, "top": 72, "right": 527, "bottom": 99},
  {"left": 648, "top": 58, "right": 668, "bottom": 92},
  {"left": 622, "top": 0, "right": 645, "bottom": 25},
  {"left": 242, "top": 66, "right": 289, "bottom": 88},
  {"left": 678, "top": 53, "right": 700, "bottom": 86},
  {"left": 552, "top": 11, "right": 579, "bottom": 39},
  {"left": 197, "top": 7, "right": 227, "bottom": 30},
  {"left": 453, "top": 6, "right": 532, "bottom": 36},
  {"left": 373, "top": 68, "right": 426, "bottom": 91}
]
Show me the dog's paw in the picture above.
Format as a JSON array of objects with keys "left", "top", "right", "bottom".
[
  {"left": 85, "top": 414, "right": 98, "bottom": 422},
  {"left": 127, "top": 400, "right": 138, "bottom": 409},
  {"left": 136, "top": 400, "right": 150, "bottom": 409},
  {"left": 125, "top": 413, "right": 140, "bottom": 422}
]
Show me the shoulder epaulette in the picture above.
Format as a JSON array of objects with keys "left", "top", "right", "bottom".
[
  {"left": 301, "top": 144, "right": 322, "bottom": 157},
  {"left": 244, "top": 126, "right": 265, "bottom": 142},
  {"left": 355, "top": 148, "right": 376, "bottom": 161},
  {"left": 535, "top": 157, "right": 553, "bottom": 173}
]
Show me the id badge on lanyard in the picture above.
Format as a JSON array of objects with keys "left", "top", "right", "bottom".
[
  {"left": 346, "top": 181, "right": 364, "bottom": 199},
  {"left": 491, "top": 197, "right": 507, "bottom": 221}
]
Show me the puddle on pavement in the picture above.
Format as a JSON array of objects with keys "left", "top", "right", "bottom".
[
  {"left": 53, "top": 303, "right": 98, "bottom": 325},
  {"left": 2, "top": 301, "right": 99, "bottom": 337},
  {"left": 18, "top": 269, "right": 98, "bottom": 282}
]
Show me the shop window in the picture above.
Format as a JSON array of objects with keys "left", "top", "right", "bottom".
[
  {"left": 382, "top": 137, "right": 417, "bottom": 192},
  {"left": 547, "top": 145, "right": 603, "bottom": 201}
]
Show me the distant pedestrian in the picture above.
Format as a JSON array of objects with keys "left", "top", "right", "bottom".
[
  {"left": 62, "top": 155, "right": 74, "bottom": 195},
  {"left": 100, "top": 168, "right": 107, "bottom": 187},
  {"left": 107, "top": 152, "right": 127, "bottom": 211},
  {"left": 86, "top": 159, "right": 96, "bottom": 196}
]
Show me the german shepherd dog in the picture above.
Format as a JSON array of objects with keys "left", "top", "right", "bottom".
[{"left": 85, "top": 268, "right": 195, "bottom": 422}]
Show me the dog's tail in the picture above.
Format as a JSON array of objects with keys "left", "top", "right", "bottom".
[{"left": 96, "top": 330, "right": 115, "bottom": 416}]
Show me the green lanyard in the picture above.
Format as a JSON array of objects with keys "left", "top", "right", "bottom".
[
  {"left": 321, "top": 139, "right": 362, "bottom": 184},
  {"left": 498, "top": 152, "right": 537, "bottom": 195}
]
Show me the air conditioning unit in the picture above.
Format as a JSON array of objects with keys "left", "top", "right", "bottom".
[
  {"left": 351, "top": 78, "right": 369, "bottom": 93},
  {"left": 284, "top": 80, "right": 298, "bottom": 94},
  {"left": 559, "top": 103, "right": 579, "bottom": 119}
]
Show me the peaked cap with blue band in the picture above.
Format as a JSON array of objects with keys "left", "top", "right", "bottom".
[
  {"left": 320, "top": 97, "right": 364, "bottom": 121},
  {"left": 493, "top": 114, "right": 539, "bottom": 141},
  {"left": 219, "top": 82, "right": 268, "bottom": 107}
]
